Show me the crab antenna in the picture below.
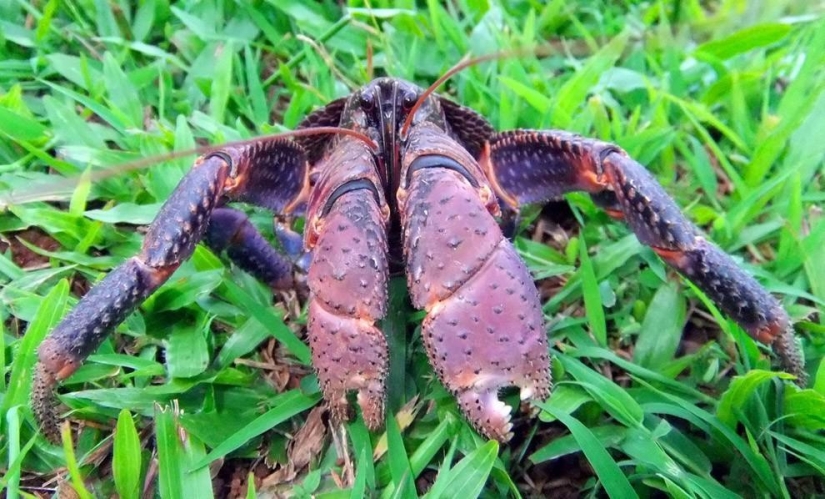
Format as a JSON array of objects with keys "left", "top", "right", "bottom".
[
  {"left": 400, "top": 47, "right": 551, "bottom": 138},
  {"left": 0, "top": 127, "right": 377, "bottom": 209}
]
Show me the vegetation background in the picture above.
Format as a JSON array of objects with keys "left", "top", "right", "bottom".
[{"left": 0, "top": 0, "right": 823, "bottom": 497}]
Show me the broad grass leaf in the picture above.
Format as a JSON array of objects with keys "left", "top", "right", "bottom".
[
  {"left": 579, "top": 239, "right": 606, "bottom": 345},
  {"left": 192, "top": 389, "right": 320, "bottom": 469},
  {"left": 155, "top": 403, "right": 213, "bottom": 498},
  {"left": 102, "top": 53, "right": 142, "bottom": 128},
  {"left": 696, "top": 24, "right": 791, "bottom": 61},
  {"left": 769, "top": 432, "right": 825, "bottom": 474},
  {"left": 61, "top": 423, "right": 93, "bottom": 499},
  {"left": 3, "top": 280, "right": 68, "bottom": 411},
  {"left": 429, "top": 440, "right": 498, "bottom": 499},
  {"left": 147, "top": 269, "right": 224, "bottom": 313},
  {"left": 209, "top": 41, "right": 234, "bottom": 124},
  {"left": 351, "top": 448, "right": 369, "bottom": 499},
  {"left": 113, "top": 410, "right": 142, "bottom": 499},
  {"left": 784, "top": 388, "right": 825, "bottom": 431},
  {"left": 814, "top": 357, "right": 825, "bottom": 395},
  {"left": 63, "top": 386, "right": 182, "bottom": 415},
  {"left": 0, "top": 106, "right": 48, "bottom": 142},
  {"left": 220, "top": 280, "right": 310, "bottom": 364},
  {"left": 716, "top": 370, "right": 790, "bottom": 428},
  {"left": 349, "top": 418, "right": 376, "bottom": 492},
  {"left": 214, "top": 318, "right": 270, "bottom": 369},
  {"left": 84, "top": 203, "right": 162, "bottom": 225},
  {"left": 640, "top": 380, "right": 781, "bottom": 495},
  {"left": 530, "top": 423, "right": 627, "bottom": 464},
  {"left": 385, "top": 412, "right": 416, "bottom": 499},
  {"left": 536, "top": 384, "right": 592, "bottom": 422},
  {"left": 561, "top": 356, "right": 644, "bottom": 428},
  {"left": 540, "top": 404, "right": 638, "bottom": 499},
  {"left": 166, "top": 317, "right": 210, "bottom": 378},
  {"left": 634, "top": 282, "right": 685, "bottom": 369},
  {"left": 553, "top": 31, "right": 629, "bottom": 128}
]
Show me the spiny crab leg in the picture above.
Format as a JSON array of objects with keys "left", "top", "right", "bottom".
[
  {"left": 303, "top": 136, "right": 391, "bottom": 431},
  {"left": 33, "top": 139, "right": 311, "bottom": 441},
  {"left": 399, "top": 123, "right": 551, "bottom": 442},
  {"left": 481, "top": 130, "right": 805, "bottom": 383}
]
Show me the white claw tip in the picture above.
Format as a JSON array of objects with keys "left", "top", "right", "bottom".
[
  {"left": 520, "top": 386, "right": 535, "bottom": 401},
  {"left": 489, "top": 397, "right": 512, "bottom": 422}
]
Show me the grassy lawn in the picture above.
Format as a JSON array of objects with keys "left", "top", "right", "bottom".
[{"left": 1, "top": 0, "right": 824, "bottom": 497}]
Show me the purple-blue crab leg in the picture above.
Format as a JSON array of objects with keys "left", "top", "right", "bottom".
[
  {"left": 205, "top": 207, "right": 295, "bottom": 290},
  {"left": 479, "top": 130, "right": 805, "bottom": 383},
  {"left": 33, "top": 139, "right": 311, "bottom": 441}
]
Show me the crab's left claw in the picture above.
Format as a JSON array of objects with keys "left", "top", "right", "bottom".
[{"left": 304, "top": 136, "right": 391, "bottom": 431}]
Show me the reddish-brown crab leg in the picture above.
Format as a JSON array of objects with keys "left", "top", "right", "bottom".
[
  {"left": 480, "top": 130, "right": 805, "bottom": 383},
  {"left": 398, "top": 123, "right": 551, "bottom": 442},
  {"left": 33, "top": 139, "right": 312, "bottom": 441},
  {"left": 304, "top": 136, "right": 391, "bottom": 431}
]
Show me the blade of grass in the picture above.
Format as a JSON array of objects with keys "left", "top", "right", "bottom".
[
  {"left": 427, "top": 440, "right": 498, "bottom": 499},
  {"left": 61, "top": 422, "right": 93, "bottom": 499},
  {"left": 155, "top": 402, "right": 214, "bottom": 498},
  {"left": 113, "top": 409, "right": 142, "bottom": 499},
  {"left": 539, "top": 403, "right": 639, "bottom": 499},
  {"left": 191, "top": 389, "right": 321, "bottom": 469},
  {"left": 2, "top": 280, "right": 68, "bottom": 412},
  {"left": 579, "top": 238, "right": 606, "bottom": 346}
]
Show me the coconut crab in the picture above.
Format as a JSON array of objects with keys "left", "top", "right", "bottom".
[{"left": 29, "top": 61, "right": 805, "bottom": 444}]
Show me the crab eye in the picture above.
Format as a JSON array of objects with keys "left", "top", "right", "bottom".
[
  {"left": 360, "top": 89, "right": 376, "bottom": 111},
  {"left": 402, "top": 89, "right": 417, "bottom": 110}
]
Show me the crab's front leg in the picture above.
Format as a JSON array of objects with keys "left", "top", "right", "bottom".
[
  {"left": 480, "top": 130, "right": 805, "bottom": 382},
  {"left": 303, "top": 137, "right": 390, "bottom": 431},
  {"left": 33, "top": 140, "right": 310, "bottom": 441},
  {"left": 398, "top": 124, "right": 551, "bottom": 442}
]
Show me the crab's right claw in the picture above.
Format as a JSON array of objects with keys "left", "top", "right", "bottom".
[{"left": 400, "top": 125, "right": 551, "bottom": 441}]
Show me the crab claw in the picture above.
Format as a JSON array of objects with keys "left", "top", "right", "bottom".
[
  {"left": 399, "top": 151, "right": 552, "bottom": 441},
  {"left": 305, "top": 187, "right": 390, "bottom": 431},
  {"left": 456, "top": 389, "right": 514, "bottom": 441},
  {"left": 308, "top": 300, "right": 388, "bottom": 430},
  {"left": 418, "top": 241, "right": 552, "bottom": 441}
]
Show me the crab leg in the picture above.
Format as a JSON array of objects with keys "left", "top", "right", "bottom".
[
  {"left": 480, "top": 130, "right": 804, "bottom": 382},
  {"left": 304, "top": 137, "right": 390, "bottom": 430},
  {"left": 399, "top": 124, "right": 551, "bottom": 442},
  {"left": 205, "top": 207, "right": 295, "bottom": 290},
  {"left": 33, "top": 140, "right": 311, "bottom": 441}
]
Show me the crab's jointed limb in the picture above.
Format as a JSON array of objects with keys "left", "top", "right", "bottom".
[
  {"left": 481, "top": 130, "right": 805, "bottom": 383},
  {"left": 304, "top": 136, "right": 391, "bottom": 431},
  {"left": 33, "top": 140, "right": 311, "bottom": 442},
  {"left": 399, "top": 124, "right": 552, "bottom": 442}
]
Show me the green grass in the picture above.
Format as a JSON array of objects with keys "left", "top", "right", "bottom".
[{"left": 1, "top": 0, "right": 824, "bottom": 497}]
